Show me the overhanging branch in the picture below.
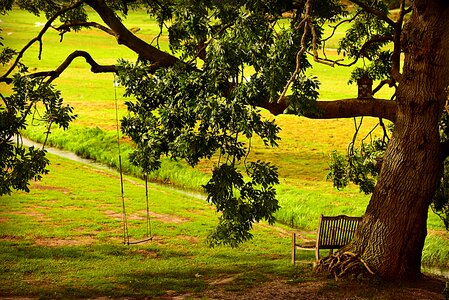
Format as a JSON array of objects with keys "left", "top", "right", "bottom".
[
  {"left": 85, "top": 0, "right": 179, "bottom": 69},
  {"left": 260, "top": 98, "right": 397, "bottom": 123},
  {"left": 43, "top": 50, "right": 117, "bottom": 84},
  {"left": 0, "top": 0, "right": 85, "bottom": 81},
  {"left": 7, "top": 51, "right": 117, "bottom": 85}
]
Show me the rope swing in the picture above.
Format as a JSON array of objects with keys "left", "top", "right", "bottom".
[{"left": 114, "top": 75, "right": 152, "bottom": 245}]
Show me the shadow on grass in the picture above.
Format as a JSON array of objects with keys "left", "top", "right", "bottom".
[{"left": 0, "top": 241, "right": 299, "bottom": 298}]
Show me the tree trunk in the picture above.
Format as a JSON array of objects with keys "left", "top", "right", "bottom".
[{"left": 349, "top": 1, "right": 449, "bottom": 280}]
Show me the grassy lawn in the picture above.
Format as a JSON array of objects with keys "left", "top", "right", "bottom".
[
  {"left": 0, "top": 154, "right": 300, "bottom": 298},
  {"left": 1, "top": 7, "right": 448, "bottom": 298},
  {"left": 1, "top": 154, "right": 446, "bottom": 299}
]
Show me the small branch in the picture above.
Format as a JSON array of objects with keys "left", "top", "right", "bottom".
[
  {"left": 24, "top": 50, "right": 117, "bottom": 85},
  {"left": 379, "top": 118, "right": 390, "bottom": 143},
  {"left": 390, "top": 0, "right": 410, "bottom": 83},
  {"left": 348, "top": 116, "right": 364, "bottom": 157},
  {"left": 307, "top": 51, "right": 343, "bottom": 67},
  {"left": 348, "top": 0, "right": 396, "bottom": 27},
  {"left": 399, "top": 0, "right": 412, "bottom": 21},
  {"left": 311, "top": 34, "right": 392, "bottom": 69},
  {"left": 372, "top": 79, "right": 395, "bottom": 96},
  {"left": 322, "top": 11, "right": 362, "bottom": 44},
  {"left": 55, "top": 21, "right": 115, "bottom": 36},
  {"left": 0, "top": 0, "right": 85, "bottom": 81},
  {"left": 188, "top": 22, "right": 234, "bottom": 65},
  {"left": 334, "top": 35, "right": 394, "bottom": 67},
  {"left": 276, "top": 0, "right": 313, "bottom": 103}
]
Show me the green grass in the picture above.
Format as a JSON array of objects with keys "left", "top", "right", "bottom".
[
  {"left": 0, "top": 154, "right": 297, "bottom": 298},
  {"left": 0, "top": 8, "right": 448, "bottom": 297}
]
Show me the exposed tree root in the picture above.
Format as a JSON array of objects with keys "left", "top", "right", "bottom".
[{"left": 314, "top": 251, "right": 376, "bottom": 281}]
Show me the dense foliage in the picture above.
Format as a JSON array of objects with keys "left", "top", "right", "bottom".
[
  {"left": 113, "top": 0, "right": 342, "bottom": 245},
  {"left": 0, "top": 66, "right": 76, "bottom": 195}
]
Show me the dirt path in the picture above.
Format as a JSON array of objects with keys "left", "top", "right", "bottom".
[{"left": 169, "top": 276, "right": 446, "bottom": 300}]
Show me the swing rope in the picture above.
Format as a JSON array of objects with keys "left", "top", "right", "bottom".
[
  {"left": 114, "top": 74, "right": 152, "bottom": 245},
  {"left": 145, "top": 173, "right": 152, "bottom": 238}
]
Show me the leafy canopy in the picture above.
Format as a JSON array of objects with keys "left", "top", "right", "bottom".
[{"left": 115, "top": 0, "right": 344, "bottom": 245}]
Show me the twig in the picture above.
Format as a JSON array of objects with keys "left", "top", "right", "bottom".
[
  {"left": 55, "top": 21, "right": 115, "bottom": 37},
  {"left": 322, "top": 11, "right": 362, "bottom": 44},
  {"left": 348, "top": 117, "right": 363, "bottom": 158},
  {"left": 379, "top": 118, "right": 390, "bottom": 144},
  {"left": 348, "top": 0, "right": 396, "bottom": 27},
  {"left": 276, "top": 0, "right": 313, "bottom": 103}
]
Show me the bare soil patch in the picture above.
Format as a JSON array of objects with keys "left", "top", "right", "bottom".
[
  {"left": 256, "top": 223, "right": 292, "bottom": 238},
  {"left": 0, "top": 217, "right": 11, "bottom": 223},
  {"left": 150, "top": 211, "right": 190, "bottom": 224},
  {"left": 131, "top": 248, "right": 159, "bottom": 258},
  {"left": 103, "top": 210, "right": 190, "bottom": 223},
  {"left": 30, "top": 181, "right": 70, "bottom": 194},
  {"left": 10, "top": 210, "right": 48, "bottom": 222},
  {"left": 34, "top": 237, "right": 95, "bottom": 247},
  {"left": 177, "top": 235, "right": 200, "bottom": 244},
  {"left": 185, "top": 275, "right": 446, "bottom": 299}
]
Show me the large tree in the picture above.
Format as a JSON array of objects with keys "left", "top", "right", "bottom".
[{"left": 1, "top": 0, "right": 448, "bottom": 280}]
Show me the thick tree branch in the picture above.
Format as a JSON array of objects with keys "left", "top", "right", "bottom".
[
  {"left": 42, "top": 50, "right": 117, "bottom": 84},
  {"left": 261, "top": 98, "right": 397, "bottom": 123},
  {"left": 84, "top": 0, "right": 179, "bottom": 69},
  {"left": 1, "top": 50, "right": 116, "bottom": 84}
]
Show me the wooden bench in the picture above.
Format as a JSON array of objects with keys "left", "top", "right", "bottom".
[{"left": 292, "top": 215, "right": 362, "bottom": 264}]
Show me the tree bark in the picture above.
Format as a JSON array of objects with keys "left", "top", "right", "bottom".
[{"left": 348, "top": 1, "right": 449, "bottom": 280}]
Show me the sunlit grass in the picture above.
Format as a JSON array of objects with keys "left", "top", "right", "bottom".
[{"left": 0, "top": 154, "right": 296, "bottom": 298}]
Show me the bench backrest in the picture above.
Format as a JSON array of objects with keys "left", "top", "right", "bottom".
[{"left": 316, "top": 215, "right": 362, "bottom": 250}]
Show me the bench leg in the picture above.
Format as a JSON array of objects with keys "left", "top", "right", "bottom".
[{"left": 292, "top": 233, "right": 296, "bottom": 265}]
